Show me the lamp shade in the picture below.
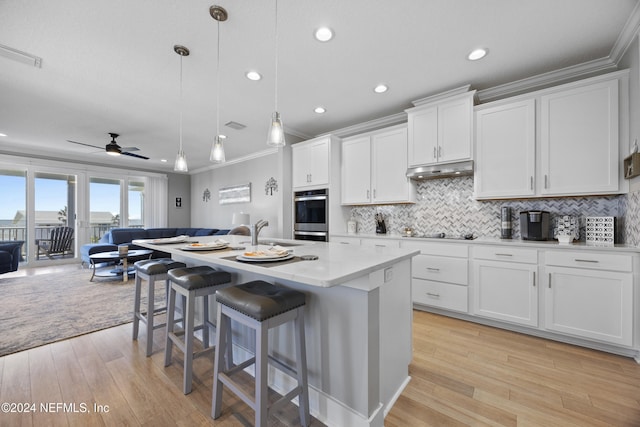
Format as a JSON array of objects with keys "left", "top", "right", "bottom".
[{"left": 232, "top": 212, "right": 250, "bottom": 225}]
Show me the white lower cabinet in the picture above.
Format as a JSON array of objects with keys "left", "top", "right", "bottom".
[
  {"left": 472, "top": 247, "right": 538, "bottom": 327},
  {"left": 402, "top": 241, "right": 469, "bottom": 313},
  {"left": 544, "top": 251, "right": 634, "bottom": 346}
]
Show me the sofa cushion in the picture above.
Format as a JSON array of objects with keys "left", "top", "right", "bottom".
[
  {"left": 110, "top": 228, "right": 149, "bottom": 245},
  {"left": 146, "top": 228, "right": 177, "bottom": 239},
  {"left": 214, "top": 229, "right": 231, "bottom": 235},
  {"left": 194, "top": 228, "right": 218, "bottom": 236}
]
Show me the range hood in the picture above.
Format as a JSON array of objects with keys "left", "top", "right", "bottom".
[{"left": 406, "top": 160, "right": 474, "bottom": 181}]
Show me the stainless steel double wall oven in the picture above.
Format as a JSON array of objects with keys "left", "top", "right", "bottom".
[{"left": 293, "top": 189, "right": 328, "bottom": 241}]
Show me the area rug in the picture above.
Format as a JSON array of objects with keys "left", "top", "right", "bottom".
[{"left": 0, "top": 269, "right": 164, "bottom": 357}]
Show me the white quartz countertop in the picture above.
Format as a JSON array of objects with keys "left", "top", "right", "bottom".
[
  {"left": 133, "top": 235, "right": 419, "bottom": 288},
  {"left": 332, "top": 232, "right": 640, "bottom": 253}
]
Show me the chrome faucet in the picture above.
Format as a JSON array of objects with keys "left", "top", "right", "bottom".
[{"left": 251, "top": 219, "right": 269, "bottom": 246}]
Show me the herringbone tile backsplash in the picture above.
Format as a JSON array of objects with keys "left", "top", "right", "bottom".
[{"left": 347, "top": 176, "right": 639, "bottom": 244}]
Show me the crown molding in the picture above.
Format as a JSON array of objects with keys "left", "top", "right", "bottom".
[
  {"left": 610, "top": 0, "right": 640, "bottom": 62},
  {"left": 325, "top": 112, "right": 407, "bottom": 138},
  {"left": 476, "top": 57, "right": 618, "bottom": 103},
  {"left": 189, "top": 147, "right": 278, "bottom": 174}
]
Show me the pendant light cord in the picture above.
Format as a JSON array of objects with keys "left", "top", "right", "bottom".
[
  {"left": 274, "top": 0, "right": 279, "bottom": 111},
  {"left": 216, "top": 18, "right": 221, "bottom": 138},
  {"left": 179, "top": 53, "right": 184, "bottom": 151}
]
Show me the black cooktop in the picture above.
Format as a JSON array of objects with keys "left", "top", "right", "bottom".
[{"left": 403, "top": 232, "right": 476, "bottom": 240}]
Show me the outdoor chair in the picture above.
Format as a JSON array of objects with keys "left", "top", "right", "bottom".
[{"left": 36, "top": 226, "right": 74, "bottom": 260}]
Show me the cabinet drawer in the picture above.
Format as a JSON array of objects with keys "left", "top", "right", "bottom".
[
  {"left": 331, "top": 236, "right": 360, "bottom": 245},
  {"left": 413, "top": 279, "right": 468, "bottom": 313},
  {"left": 473, "top": 246, "right": 537, "bottom": 264},
  {"left": 545, "top": 250, "right": 632, "bottom": 272},
  {"left": 400, "top": 240, "right": 468, "bottom": 257},
  {"left": 413, "top": 254, "right": 468, "bottom": 285}
]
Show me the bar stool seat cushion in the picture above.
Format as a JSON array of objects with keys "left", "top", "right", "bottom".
[
  {"left": 215, "top": 280, "right": 306, "bottom": 321},
  {"left": 168, "top": 266, "right": 231, "bottom": 290},
  {"left": 135, "top": 258, "right": 186, "bottom": 275}
]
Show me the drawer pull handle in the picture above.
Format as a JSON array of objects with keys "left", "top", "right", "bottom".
[
  {"left": 426, "top": 292, "right": 440, "bottom": 298},
  {"left": 532, "top": 271, "right": 536, "bottom": 287},
  {"left": 575, "top": 259, "right": 598, "bottom": 263},
  {"left": 495, "top": 253, "right": 513, "bottom": 257},
  {"left": 426, "top": 267, "right": 440, "bottom": 272},
  {"left": 548, "top": 272, "right": 551, "bottom": 288}
]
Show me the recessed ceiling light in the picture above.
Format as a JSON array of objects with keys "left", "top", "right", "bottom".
[
  {"left": 160, "top": 159, "right": 167, "bottom": 163},
  {"left": 467, "top": 48, "right": 488, "bottom": 61},
  {"left": 374, "top": 84, "right": 388, "bottom": 93},
  {"left": 246, "top": 71, "right": 262, "bottom": 81},
  {"left": 0, "top": 133, "right": 6, "bottom": 137},
  {"left": 314, "top": 27, "right": 333, "bottom": 42},
  {"left": 314, "top": 106, "right": 326, "bottom": 114},
  {"left": 218, "top": 134, "right": 227, "bottom": 139}
]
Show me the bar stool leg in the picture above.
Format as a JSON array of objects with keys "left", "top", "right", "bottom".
[
  {"left": 145, "top": 276, "right": 156, "bottom": 357},
  {"left": 256, "top": 322, "right": 269, "bottom": 427},
  {"left": 164, "top": 286, "right": 177, "bottom": 367},
  {"left": 132, "top": 273, "right": 143, "bottom": 340},
  {"left": 183, "top": 291, "right": 196, "bottom": 394},
  {"left": 212, "top": 304, "right": 227, "bottom": 419},
  {"left": 295, "top": 307, "right": 310, "bottom": 426},
  {"left": 202, "top": 294, "right": 210, "bottom": 348}
]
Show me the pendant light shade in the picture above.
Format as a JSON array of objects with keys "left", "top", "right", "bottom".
[
  {"left": 210, "top": 5, "right": 227, "bottom": 163},
  {"left": 267, "top": 0, "right": 285, "bottom": 148},
  {"left": 173, "top": 44, "right": 190, "bottom": 172},
  {"left": 210, "top": 136, "right": 225, "bottom": 163},
  {"left": 266, "top": 111, "right": 285, "bottom": 147}
]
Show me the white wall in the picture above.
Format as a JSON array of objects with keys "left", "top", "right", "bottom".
[{"left": 189, "top": 152, "right": 283, "bottom": 238}]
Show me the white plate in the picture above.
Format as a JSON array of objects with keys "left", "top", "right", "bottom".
[
  {"left": 182, "top": 243, "right": 229, "bottom": 251},
  {"left": 141, "top": 235, "right": 190, "bottom": 244},
  {"left": 236, "top": 253, "right": 294, "bottom": 262}
]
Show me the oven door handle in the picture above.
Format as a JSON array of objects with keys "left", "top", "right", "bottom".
[
  {"left": 294, "top": 231, "right": 327, "bottom": 236},
  {"left": 294, "top": 195, "right": 328, "bottom": 202}
]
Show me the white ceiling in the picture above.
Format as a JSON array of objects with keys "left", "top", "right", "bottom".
[{"left": 1, "top": 0, "right": 639, "bottom": 173}]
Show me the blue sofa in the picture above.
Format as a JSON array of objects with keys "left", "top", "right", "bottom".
[
  {"left": 80, "top": 227, "right": 229, "bottom": 265},
  {"left": 0, "top": 241, "right": 25, "bottom": 274}
]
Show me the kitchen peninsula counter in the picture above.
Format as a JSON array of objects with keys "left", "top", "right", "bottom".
[{"left": 133, "top": 235, "right": 419, "bottom": 427}]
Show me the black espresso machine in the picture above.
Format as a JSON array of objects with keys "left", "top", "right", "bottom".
[{"left": 520, "top": 210, "right": 550, "bottom": 240}]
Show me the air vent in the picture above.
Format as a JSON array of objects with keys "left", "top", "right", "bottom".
[{"left": 225, "top": 121, "right": 246, "bottom": 130}]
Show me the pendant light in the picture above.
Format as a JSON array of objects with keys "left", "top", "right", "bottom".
[
  {"left": 173, "top": 45, "right": 190, "bottom": 172},
  {"left": 210, "top": 5, "right": 227, "bottom": 163},
  {"left": 266, "top": 0, "right": 285, "bottom": 147}
]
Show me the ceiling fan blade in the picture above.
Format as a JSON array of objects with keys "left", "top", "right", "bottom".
[
  {"left": 67, "top": 140, "right": 103, "bottom": 150},
  {"left": 120, "top": 146, "right": 140, "bottom": 152},
  {"left": 121, "top": 151, "right": 149, "bottom": 160}
]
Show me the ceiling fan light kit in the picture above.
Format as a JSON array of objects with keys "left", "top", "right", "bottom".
[{"left": 210, "top": 5, "right": 227, "bottom": 164}]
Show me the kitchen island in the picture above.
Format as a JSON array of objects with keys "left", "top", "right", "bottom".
[{"left": 133, "top": 235, "right": 419, "bottom": 427}]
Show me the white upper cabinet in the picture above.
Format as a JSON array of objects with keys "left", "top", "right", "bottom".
[
  {"left": 341, "top": 124, "right": 415, "bottom": 205},
  {"left": 407, "top": 90, "right": 475, "bottom": 167},
  {"left": 474, "top": 99, "right": 536, "bottom": 198},
  {"left": 292, "top": 136, "right": 331, "bottom": 189},
  {"left": 540, "top": 78, "right": 619, "bottom": 196},
  {"left": 474, "top": 71, "right": 627, "bottom": 199}
]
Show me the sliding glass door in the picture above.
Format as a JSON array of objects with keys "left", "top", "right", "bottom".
[
  {"left": 33, "top": 172, "right": 77, "bottom": 262},
  {"left": 0, "top": 169, "right": 27, "bottom": 262}
]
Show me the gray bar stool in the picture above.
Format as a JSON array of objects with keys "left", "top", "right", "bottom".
[
  {"left": 211, "top": 280, "right": 310, "bottom": 427},
  {"left": 132, "top": 258, "right": 187, "bottom": 356},
  {"left": 165, "top": 265, "right": 232, "bottom": 394}
]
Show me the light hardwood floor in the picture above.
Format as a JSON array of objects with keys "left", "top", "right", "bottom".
[{"left": 1, "top": 265, "right": 640, "bottom": 426}]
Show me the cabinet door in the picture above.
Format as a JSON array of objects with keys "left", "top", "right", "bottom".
[
  {"left": 371, "top": 127, "right": 410, "bottom": 203},
  {"left": 545, "top": 266, "right": 632, "bottom": 346},
  {"left": 540, "top": 79, "right": 619, "bottom": 195},
  {"left": 308, "top": 139, "right": 329, "bottom": 186},
  {"left": 292, "top": 138, "right": 330, "bottom": 189},
  {"left": 473, "top": 260, "right": 538, "bottom": 327},
  {"left": 438, "top": 96, "right": 472, "bottom": 163},
  {"left": 407, "top": 106, "right": 438, "bottom": 166},
  {"left": 341, "top": 136, "right": 371, "bottom": 204},
  {"left": 291, "top": 143, "right": 310, "bottom": 188},
  {"left": 474, "top": 99, "right": 536, "bottom": 198}
]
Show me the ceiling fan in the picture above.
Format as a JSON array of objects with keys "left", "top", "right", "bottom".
[{"left": 67, "top": 133, "right": 149, "bottom": 160}]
